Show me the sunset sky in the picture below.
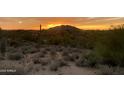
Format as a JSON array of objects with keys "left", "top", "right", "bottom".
[{"left": 0, "top": 17, "right": 124, "bottom": 30}]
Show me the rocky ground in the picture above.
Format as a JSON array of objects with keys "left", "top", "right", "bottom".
[
  {"left": 0, "top": 43, "right": 123, "bottom": 75},
  {"left": 0, "top": 43, "right": 100, "bottom": 75}
]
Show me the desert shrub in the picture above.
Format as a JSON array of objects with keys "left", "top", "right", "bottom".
[
  {"left": 8, "top": 39, "right": 20, "bottom": 48},
  {"left": 62, "top": 50, "right": 73, "bottom": 61},
  {"left": 7, "top": 47, "right": 17, "bottom": 53},
  {"left": 69, "top": 53, "right": 81, "bottom": 61},
  {"left": 49, "top": 61, "right": 58, "bottom": 71},
  {"left": 62, "top": 51, "right": 69, "bottom": 56},
  {"left": 42, "top": 50, "right": 48, "bottom": 54},
  {"left": 33, "top": 58, "right": 41, "bottom": 64},
  {"left": 86, "top": 53, "right": 100, "bottom": 67},
  {"left": 49, "top": 60, "right": 68, "bottom": 71},
  {"left": 55, "top": 46, "right": 63, "bottom": 52},
  {"left": 22, "top": 46, "right": 38, "bottom": 54},
  {"left": 45, "top": 47, "right": 51, "bottom": 51},
  {"left": 7, "top": 53, "right": 23, "bottom": 60},
  {"left": 63, "top": 55, "right": 75, "bottom": 62},
  {"left": 76, "top": 53, "right": 99, "bottom": 67},
  {"left": 50, "top": 50, "right": 57, "bottom": 60},
  {"left": 41, "top": 60, "right": 49, "bottom": 66},
  {"left": 62, "top": 51, "right": 81, "bottom": 62},
  {"left": 0, "top": 56, "right": 5, "bottom": 60},
  {"left": 29, "top": 48, "right": 39, "bottom": 53},
  {"left": 33, "top": 57, "right": 49, "bottom": 65},
  {"left": 76, "top": 60, "right": 84, "bottom": 67},
  {"left": 58, "top": 60, "right": 68, "bottom": 67},
  {"left": 0, "top": 38, "right": 6, "bottom": 56},
  {"left": 39, "top": 52, "right": 45, "bottom": 57},
  {"left": 94, "top": 27, "right": 124, "bottom": 67},
  {"left": 62, "top": 52, "right": 78, "bottom": 62}
]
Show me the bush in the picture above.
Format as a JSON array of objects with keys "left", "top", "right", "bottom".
[
  {"left": 94, "top": 28, "right": 124, "bottom": 67},
  {"left": 41, "top": 60, "right": 49, "bottom": 66},
  {"left": 33, "top": 58, "right": 41, "bottom": 64},
  {"left": 7, "top": 47, "right": 17, "bottom": 53},
  {"left": 0, "top": 38, "right": 6, "bottom": 56},
  {"left": 22, "top": 46, "right": 38, "bottom": 54},
  {"left": 76, "top": 60, "right": 84, "bottom": 67},
  {"left": 49, "top": 60, "right": 68, "bottom": 71},
  {"left": 8, "top": 53, "right": 23, "bottom": 60},
  {"left": 76, "top": 53, "right": 98, "bottom": 67},
  {"left": 84, "top": 53, "right": 98, "bottom": 67},
  {"left": 0, "top": 56, "right": 5, "bottom": 60},
  {"left": 49, "top": 61, "right": 58, "bottom": 71},
  {"left": 9, "top": 39, "right": 20, "bottom": 48}
]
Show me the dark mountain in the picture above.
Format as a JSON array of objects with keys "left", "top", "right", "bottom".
[{"left": 47, "top": 25, "right": 81, "bottom": 32}]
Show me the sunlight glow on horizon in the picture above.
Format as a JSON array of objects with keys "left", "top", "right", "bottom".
[
  {"left": 46, "top": 24, "right": 62, "bottom": 28},
  {"left": 0, "top": 17, "right": 124, "bottom": 30}
]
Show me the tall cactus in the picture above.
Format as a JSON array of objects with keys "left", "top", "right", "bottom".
[{"left": 40, "top": 24, "right": 42, "bottom": 31}]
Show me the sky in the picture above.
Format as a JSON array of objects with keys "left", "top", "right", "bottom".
[{"left": 0, "top": 17, "right": 124, "bottom": 30}]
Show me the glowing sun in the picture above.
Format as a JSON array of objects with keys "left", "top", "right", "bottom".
[
  {"left": 47, "top": 24, "right": 62, "bottom": 28},
  {"left": 18, "top": 21, "right": 23, "bottom": 24}
]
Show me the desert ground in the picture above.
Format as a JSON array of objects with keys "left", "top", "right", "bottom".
[
  {"left": 0, "top": 44, "right": 100, "bottom": 75},
  {"left": 0, "top": 43, "right": 123, "bottom": 75}
]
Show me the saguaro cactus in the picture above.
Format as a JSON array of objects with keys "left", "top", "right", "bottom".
[{"left": 40, "top": 24, "right": 42, "bottom": 31}]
